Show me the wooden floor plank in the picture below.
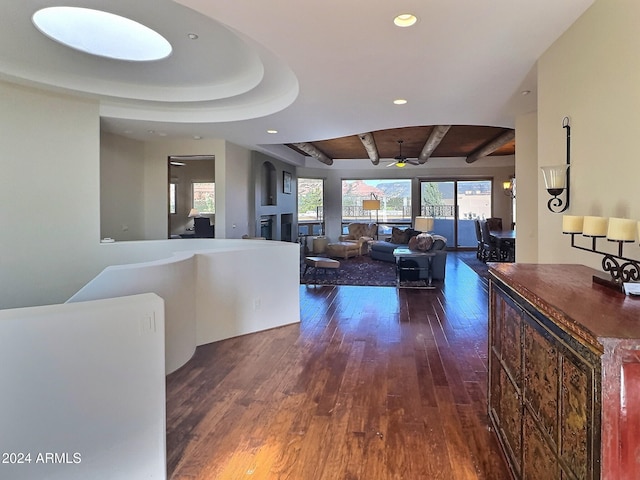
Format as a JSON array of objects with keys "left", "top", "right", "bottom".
[{"left": 166, "top": 253, "right": 511, "bottom": 479}]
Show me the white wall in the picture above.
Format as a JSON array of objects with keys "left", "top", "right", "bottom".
[
  {"left": 0, "top": 294, "right": 166, "bottom": 480},
  {"left": 537, "top": 0, "right": 640, "bottom": 267},
  {"left": 67, "top": 239, "right": 301, "bottom": 374},
  {"left": 299, "top": 156, "right": 515, "bottom": 244},
  {"left": 100, "top": 132, "right": 146, "bottom": 241},
  {"left": 0, "top": 82, "right": 102, "bottom": 309}
]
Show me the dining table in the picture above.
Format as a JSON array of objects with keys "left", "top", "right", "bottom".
[{"left": 490, "top": 229, "right": 516, "bottom": 262}]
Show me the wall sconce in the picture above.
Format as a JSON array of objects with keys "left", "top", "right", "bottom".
[
  {"left": 502, "top": 177, "right": 515, "bottom": 199},
  {"left": 562, "top": 215, "right": 640, "bottom": 291},
  {"left": 541, "top": 117, "right": 571, "bottom": 213}
]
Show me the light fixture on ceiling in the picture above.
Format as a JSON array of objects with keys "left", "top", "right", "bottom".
[
  {"left": 187, "top": 33, "right": 199, "bottom": 40},
  {"left": 32, "top": 7, "right": 172, "bottom": 61},
  {"left": 267, "top": 129, "right": 278, "bottom": 134},
  {"left": 521, "top": 90, "right": 531, "bottom": 96},
  {"left": 394, "top": 14, "right": 418, "bottom": 27},
  {"left": 393, "top": 98, "right": 407, "bottom": 105},
  {"left": 192, "top": 135, "right": 202, "bottom": 140},
  {"left": 540, "top": 116, "right": 571, "bottom": 213},
  {"left": 387, "top": 140, "right": 419, "bottom": 168}
]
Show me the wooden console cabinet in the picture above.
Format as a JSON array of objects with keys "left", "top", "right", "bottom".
[{"left": 488, "top": 263, "right": 640, "bottom": 480}]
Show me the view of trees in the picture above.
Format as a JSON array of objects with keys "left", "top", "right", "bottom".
[
  {"left": 297, "top": 178, "right": 323, "bottom": 220},
  {"left": 193, "top": 182, "right": 215, "bottom": 213}
]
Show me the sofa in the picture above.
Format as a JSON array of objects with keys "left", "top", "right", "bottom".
[
  {"left": 369, "top": 227, "right": 420, "bottom": 262},
  {"left": 338, "top": 222, "right": 377, "bottom": 255},
  {"left": 370, "top": 227, "right": 447, "bottom": 281}
]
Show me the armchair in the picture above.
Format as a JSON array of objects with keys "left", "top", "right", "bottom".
[{"left": 338, "top": 222, "right": 377, "bottom": 255}]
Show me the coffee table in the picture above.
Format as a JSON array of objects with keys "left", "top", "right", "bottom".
[{"left": 392, "top": 247, "right": 436, "bottom": 289}]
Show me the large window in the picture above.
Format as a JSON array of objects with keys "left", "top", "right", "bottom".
[
  {"left": 342, "top": 179, "right": 411, "bottom": 234},
  {"left": 298, "top": 178, "right": 324, "bottom": 235},
  {"left": 192, "top": 182, "right": 215, "bottom": 213}
]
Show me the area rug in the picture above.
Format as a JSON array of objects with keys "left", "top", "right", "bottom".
[{"left": 300, "top": 255, "right": 396, "bottom": 286}]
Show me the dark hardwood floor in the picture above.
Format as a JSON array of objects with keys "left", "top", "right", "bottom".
[{"left": 166, "top": 253, "right": 510, "bottom": 479}]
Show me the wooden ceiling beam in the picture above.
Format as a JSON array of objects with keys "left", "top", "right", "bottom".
[
  {"left": 358, "top": 132, "right": 380, "bottom": 165},
  {"left": 292, "top": 142, "right": 333, "bottom": 165},
  {"left": 418, "top": 125, "right": 451, "bottom": 164},
  {"left": 465, "top": 130, "right": 515, "bottom": 164}
]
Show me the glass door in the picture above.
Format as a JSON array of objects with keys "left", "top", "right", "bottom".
[{"left": 420, "top": 179, "right": 492, "bottom": 249}]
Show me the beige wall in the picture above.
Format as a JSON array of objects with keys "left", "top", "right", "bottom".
[
  {"left": 537, "top": 0, "right": 640, "bottom": 268},
  {"left": 100, "top": 132, "right": 146, "bottom": 241},
  {"left": 0, "top": 82, "right": 102, "bottom": 308},
  {"left": 515, "top": 111, "right": 538, "bottom": 262}
]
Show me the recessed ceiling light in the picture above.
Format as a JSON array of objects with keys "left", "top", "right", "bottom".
[
  {"left": 521, "top": 90, "right": 531, "bottom": 96},
  {"left": 267, "top": 129, "right": 278, "bottom": 134},
  {"left": 394, "top": 14, "right": 418, "bottom": 28},
  {"left": 187, "top": 33, "right": 199, "bottom": 40},
  {"left": 193, "top": 135, "right": 202, "bottom": 140},
  {"left": 32, "top": 7, "right": 172, "bottom": 61},
  {"left": 393, "top": 98, "right": 408, "bottom": 105}
]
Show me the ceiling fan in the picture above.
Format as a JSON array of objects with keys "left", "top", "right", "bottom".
[{"left": 386, "top": 140, "right": 419, "bottom": 167}]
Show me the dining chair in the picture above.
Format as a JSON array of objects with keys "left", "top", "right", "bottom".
[
  {"left": 480, "top": 220, "right": 499, "bottom": 263},
  {"left": 474, "top": 219, "right": 484, "bottom": 260},
  {"left": 486, "top": 217, "right": 503, "bottom": 231}
]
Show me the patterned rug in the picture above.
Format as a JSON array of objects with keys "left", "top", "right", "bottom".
[{"left": 300, "top": 254, "right": 396, "bottom": 286}]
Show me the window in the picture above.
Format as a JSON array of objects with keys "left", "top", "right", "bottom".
[
  {"left": 192, "top": 182, "right": 215, "bottom": 213},
  {"left": 298, "top": 178, "right": 324, "bottom": 235},
  {"left": 169, "top": 183, "right": 176, "bottom": 214},
  {"left": 342, "top": 179, "right": 411, "bottom": 234}
]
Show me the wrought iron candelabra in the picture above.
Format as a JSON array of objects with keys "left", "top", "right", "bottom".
[{"left": 563, "top": 215, "right": 640, "bottom": 291}]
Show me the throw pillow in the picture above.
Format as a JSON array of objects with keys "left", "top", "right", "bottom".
[
  {"left": 390, "top": 227, "right": 408, "bottom": 244},
  {"left": 408, "top": 233, "right": 434, "bottom": 251}
]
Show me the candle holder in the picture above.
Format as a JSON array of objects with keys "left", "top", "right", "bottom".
[{"left": 563, "top": 216, "right": 640, "bottom": 292}]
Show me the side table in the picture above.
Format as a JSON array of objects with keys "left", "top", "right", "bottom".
[{"left": 392, "top": 247, "right": 436, "bottom": 289}]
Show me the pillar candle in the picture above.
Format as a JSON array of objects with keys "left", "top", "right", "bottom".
[
  {"left": 562, "top": 215, "right": 584, "bottom": 233},
  {"left": 607, "top": 217, "right": 637, "bottom": 242},
  {"left": 582, "top": 216, "right": 608, "bottom": 237}
]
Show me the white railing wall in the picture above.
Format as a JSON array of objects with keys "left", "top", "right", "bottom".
[
  {"left": 67, "top": 239, "right": 301, "bottom": 374},
  {"left": 0, "top": 294, "right": 166, "bottom": 480}
]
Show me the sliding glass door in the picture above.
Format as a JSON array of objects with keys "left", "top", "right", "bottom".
[{"left": 420, "top": 179, "right": 492, "bottom": 249}]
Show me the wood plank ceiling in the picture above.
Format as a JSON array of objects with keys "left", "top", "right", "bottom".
[{"left": 288, "top": 125, "right": 515, "bottom": 166}]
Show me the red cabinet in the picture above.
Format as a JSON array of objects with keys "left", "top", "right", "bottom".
[{"left": 488, "top": 264, "right": 640, "bottom": 480}]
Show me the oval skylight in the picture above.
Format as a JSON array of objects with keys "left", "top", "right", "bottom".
[{"left": 32, "top": 7, "right": 172, "bottom": 61}]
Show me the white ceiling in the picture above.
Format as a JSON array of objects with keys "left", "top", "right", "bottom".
[{"left": 1, "top": 0, "right": 594, "bottom": 163}]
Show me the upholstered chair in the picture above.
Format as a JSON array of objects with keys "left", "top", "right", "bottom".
[{"left": 338, "top": 222, "right": 378, "bottom": 255}]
